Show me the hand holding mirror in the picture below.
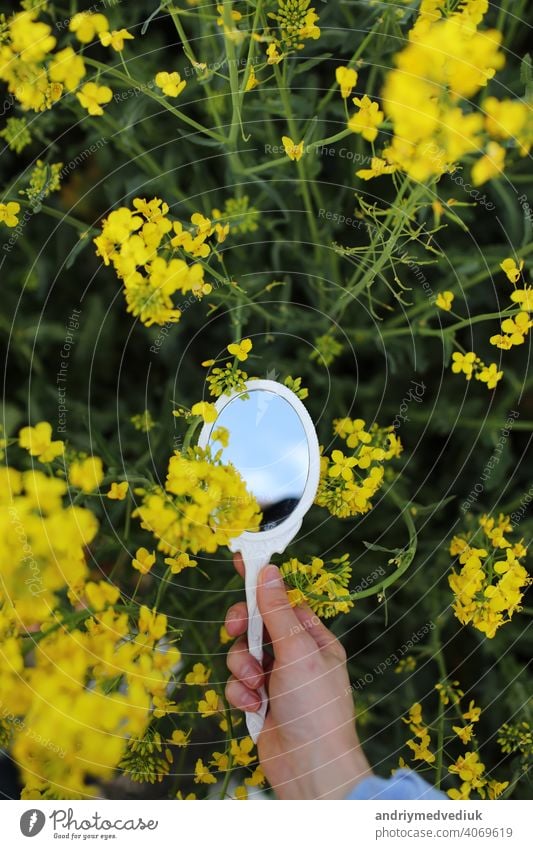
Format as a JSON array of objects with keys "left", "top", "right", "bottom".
[{"left": 198, "top": 379, "right": 320, "bottom": 742}]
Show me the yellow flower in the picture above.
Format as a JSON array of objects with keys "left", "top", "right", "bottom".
[
  {"left": 282, "top": 135, "right": 304, "bottom": 161},
  {"left": 234, "top": 785, "right": 248, "bottom": 800},
  {"left": 69, "top": 456, "right": 104, "bottom": 493},
  {"left": 463, "top": 700, "right": 482, "bottom": 723},
  {"left": 356, "top": 157, "right": 396, "bottom": 181},
  {"left": 18, "top": 421, "right": 64, "bottom": 462},
  {"left": 328, "top": 449, "right": 357, "bottom": 481},
  {"left": 266, "top": 42, "right": 282, "bottom": 64},
  {"left": 230, "top": 737, "right": 255, "bottom": 766},
  {"left": 138, "top": 605, "right": 167, "bottom": 640},
  {"left": 227, "top": 338, "right": 252, "bottom": 361},
  {"left": 448, "top": 782, "right": 472, "bottom": 800},
  {"left": 210, "top": 751, "right": 229, "bottom": 771},
  {"left": 484, "top": 96, "right": 531, "bottom": 155},
  {"left": 77, "top": 82, "right": 113, "bottom": 116},
  {"left": 499, "top": 311, "right": 532, "bottom": 344},
  {"left": 185, "top": 663, "right": 210, "bottom": 685},
  {"left": 155, "top": 71, "right": 186, "bottom": 98},
  {"left": 245, "top": 66, "right": 259, "bottom": 91},
  {"left": 0, "top": 201, "right": 21, "bottom": 228},
  {"left": 487, "top": 779, "right": 509, "bottom": 799},
  {"left": 211, "top": 426, "right": 229, "bottom": 447},
  {"left": 471, "top": 142, "right": 506, "bottom": 186},
  {"left": 219, "top": 625, "right": 232, "bottom": 645},
  {"left": 245, "top": 766, "right": 266, "bottom": 787},
  {"left": 336, "top": 66, "right": 358, "bottom": 99},
  {"left": 164, "top": 552, "right": 197, "bottom": 574},
  {"left": 106, "top": 481, "right": 129, "bottom": 500},
  {"left": 348, "top": 95, "right": 383, "bottom": 142},
  {"left": 451, "top": 351, "right": 477, "bottom": 379},
  {"left": 171, "top": 729, "right": 191, "bottom": 747},
  {"left": 449, "top": 751, "right": 485, "bottom": 784},
  {"left": 132, "top": 547, "right": 156, "bottom": 575},
  {"left": 49, "top": 46, "right": 86, "bottom": 92},
  {"left": 500, "top": 257, "right": 524, "bottom": 283},
  {"left": 69, "top": 12, "right": 109, "bottom": 44},
  {"left": 215, "top": 4, "right": 242, "bottom": 27},
  {"left": 476, "top": 362, "right": 503, "bottom": 389},
  {"left": 85, "top": 580, "right": 120, "bottom": 610},
  {"left": 510, "top": 288, "right": 533, "bottom": 310},
  {"left": 299, "top": 9, "right": 320, "bottom": 41},
  {"left": 198, "top": 690, "right": 221, "bottom": 717},
  {"left": 191, "top": 401, "right": 217, "bottom": 422},
  {"left": 99, "top": 29, "right": 134, "bottom": 52},
  {"left": 453, "top": 723, "right": 474, "bottom": 744},
  {"left": 194, "top": 758, "right": 217, "bottom": 784},
  {"left": 436, "top": 291, "right": 454, "bottom": 311}
]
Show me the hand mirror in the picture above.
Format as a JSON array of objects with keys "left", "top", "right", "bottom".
[{"left": 198, "top": 379, "right": 320, "bottom": 741}]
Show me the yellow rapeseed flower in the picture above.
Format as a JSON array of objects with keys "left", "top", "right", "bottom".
[
  {"left": 282, "top": 135, "right": 304, "bottom": 161},
  {"left": 336, "top": 66, "right": 358, "bottom": 99},
  {"left": 77, "top": 82, "right": 113, "bottom": 116},
  {"left": 69, "top": 456, "right": 104, "bottom": 493},
  {"left": 18, "top": 421, "right": 64, "bottom": 462},
  {"left": 100, "top": 29, "right": 134, "bottom": 52},
  {"left": 0, "top": 201, "right": 21, "bottom": 228},
  {"left": 155, "top": 71, "right": 186, "bottom": 98},
  {"left": 436, "top": 291, "right": 454, "bottom": 311},
  {"left": 107, "top": 481, "right": 129, "bottom": 500}
]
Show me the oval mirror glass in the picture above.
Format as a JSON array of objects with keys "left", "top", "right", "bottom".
[{"left": 208, "top": 389, "right": 310, "bottom": 531}]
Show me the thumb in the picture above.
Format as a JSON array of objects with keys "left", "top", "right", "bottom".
[{"left": 257, "top": 564, "right": 308, "bottom": 658}]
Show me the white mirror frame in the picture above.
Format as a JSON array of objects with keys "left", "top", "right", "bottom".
[{"left": 198, "top": 379, "right": 321, "bottom": 741}]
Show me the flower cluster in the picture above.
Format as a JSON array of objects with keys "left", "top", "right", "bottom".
[
  {"left": 403, "top": 702, "right": 436, "bottom": 765},
  {"left": 402, "top": 688, "right": 509, "bottom": 799},
  {"left": 0, "top": 461, "right": 97, "bottom": 627},
  {"left": 451, "top": 352, "right": 502, "bottom": 390},
  {"left": 490, "top": 257, "right": 533, "bottom": 349},
  {"left": 0, "top": 8, "right": 136, "bottom": 116},
  {"left": 132, "top": 446, "right": 262, "bottom": 556},
  {"left": 203, "top": 338, "right": 252, "bottom": 398},
  {"left": 448, "top": 513, "right": 530, "bottom": 638},
  {"left": 266, "top": 0, "right": 321, "bottom": 61},
  {"left": 497, "top": 721, "right": 533, "bottom": 759},
  {"left": 94, "top": 198, "right": 226, "bottom": 326},
  {"left": 280, "top": 554, "right": 353, "bottom": 618},
  {"left": 358, "top": 0, "right": 530, "bottom": 183},
  {"left": 315, "top": 418, "right": 402, "bottom": 518},
  {"left": 16, "top": 598, "right": 180, "bottom": 799}
]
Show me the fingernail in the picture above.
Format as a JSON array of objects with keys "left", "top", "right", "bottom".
[{"left": 261, "top": 564, "right": 280, "bottom": 588}]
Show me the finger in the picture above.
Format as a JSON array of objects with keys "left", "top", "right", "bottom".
[
  {"left": 225, "top": 676, "right": 262, "bottom": 712},
  {"left": 226, "top": 637, "right": 264, "bottom": 690},
  {"left": 225, "top": 601, "right": 273, "bottom": 647},
  {"left": 233, "top": 553, "right": 245, "bottom": 579},
  {"left": 225, "top": 601, "right": 248, "bottom": 637},
  {"left": 257, "top": 564, "right": 312, "bottom": 660},
  {"left": 293, "top": 604, "right": 347, "bottom": 660}
]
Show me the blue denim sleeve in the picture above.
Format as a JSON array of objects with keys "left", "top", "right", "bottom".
[{"left": 345, "top": 769, "right": 447, "bottom": 800}]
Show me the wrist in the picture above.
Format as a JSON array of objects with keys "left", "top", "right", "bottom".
[{"left": 307, "top": 738, "right": 373, "bottom": 800}]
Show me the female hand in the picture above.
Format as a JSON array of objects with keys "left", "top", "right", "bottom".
[{"left": 225, "top": 556, "right": 372, "bottom": 799}]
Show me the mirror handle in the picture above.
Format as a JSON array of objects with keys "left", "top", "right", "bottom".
[{"left": 240, "top": 548, "right": 269, "bottom": 743}]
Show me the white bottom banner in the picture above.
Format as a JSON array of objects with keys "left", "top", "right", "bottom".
[{"left": 2, "top": 800, "right": 531, "bottom": 848}]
